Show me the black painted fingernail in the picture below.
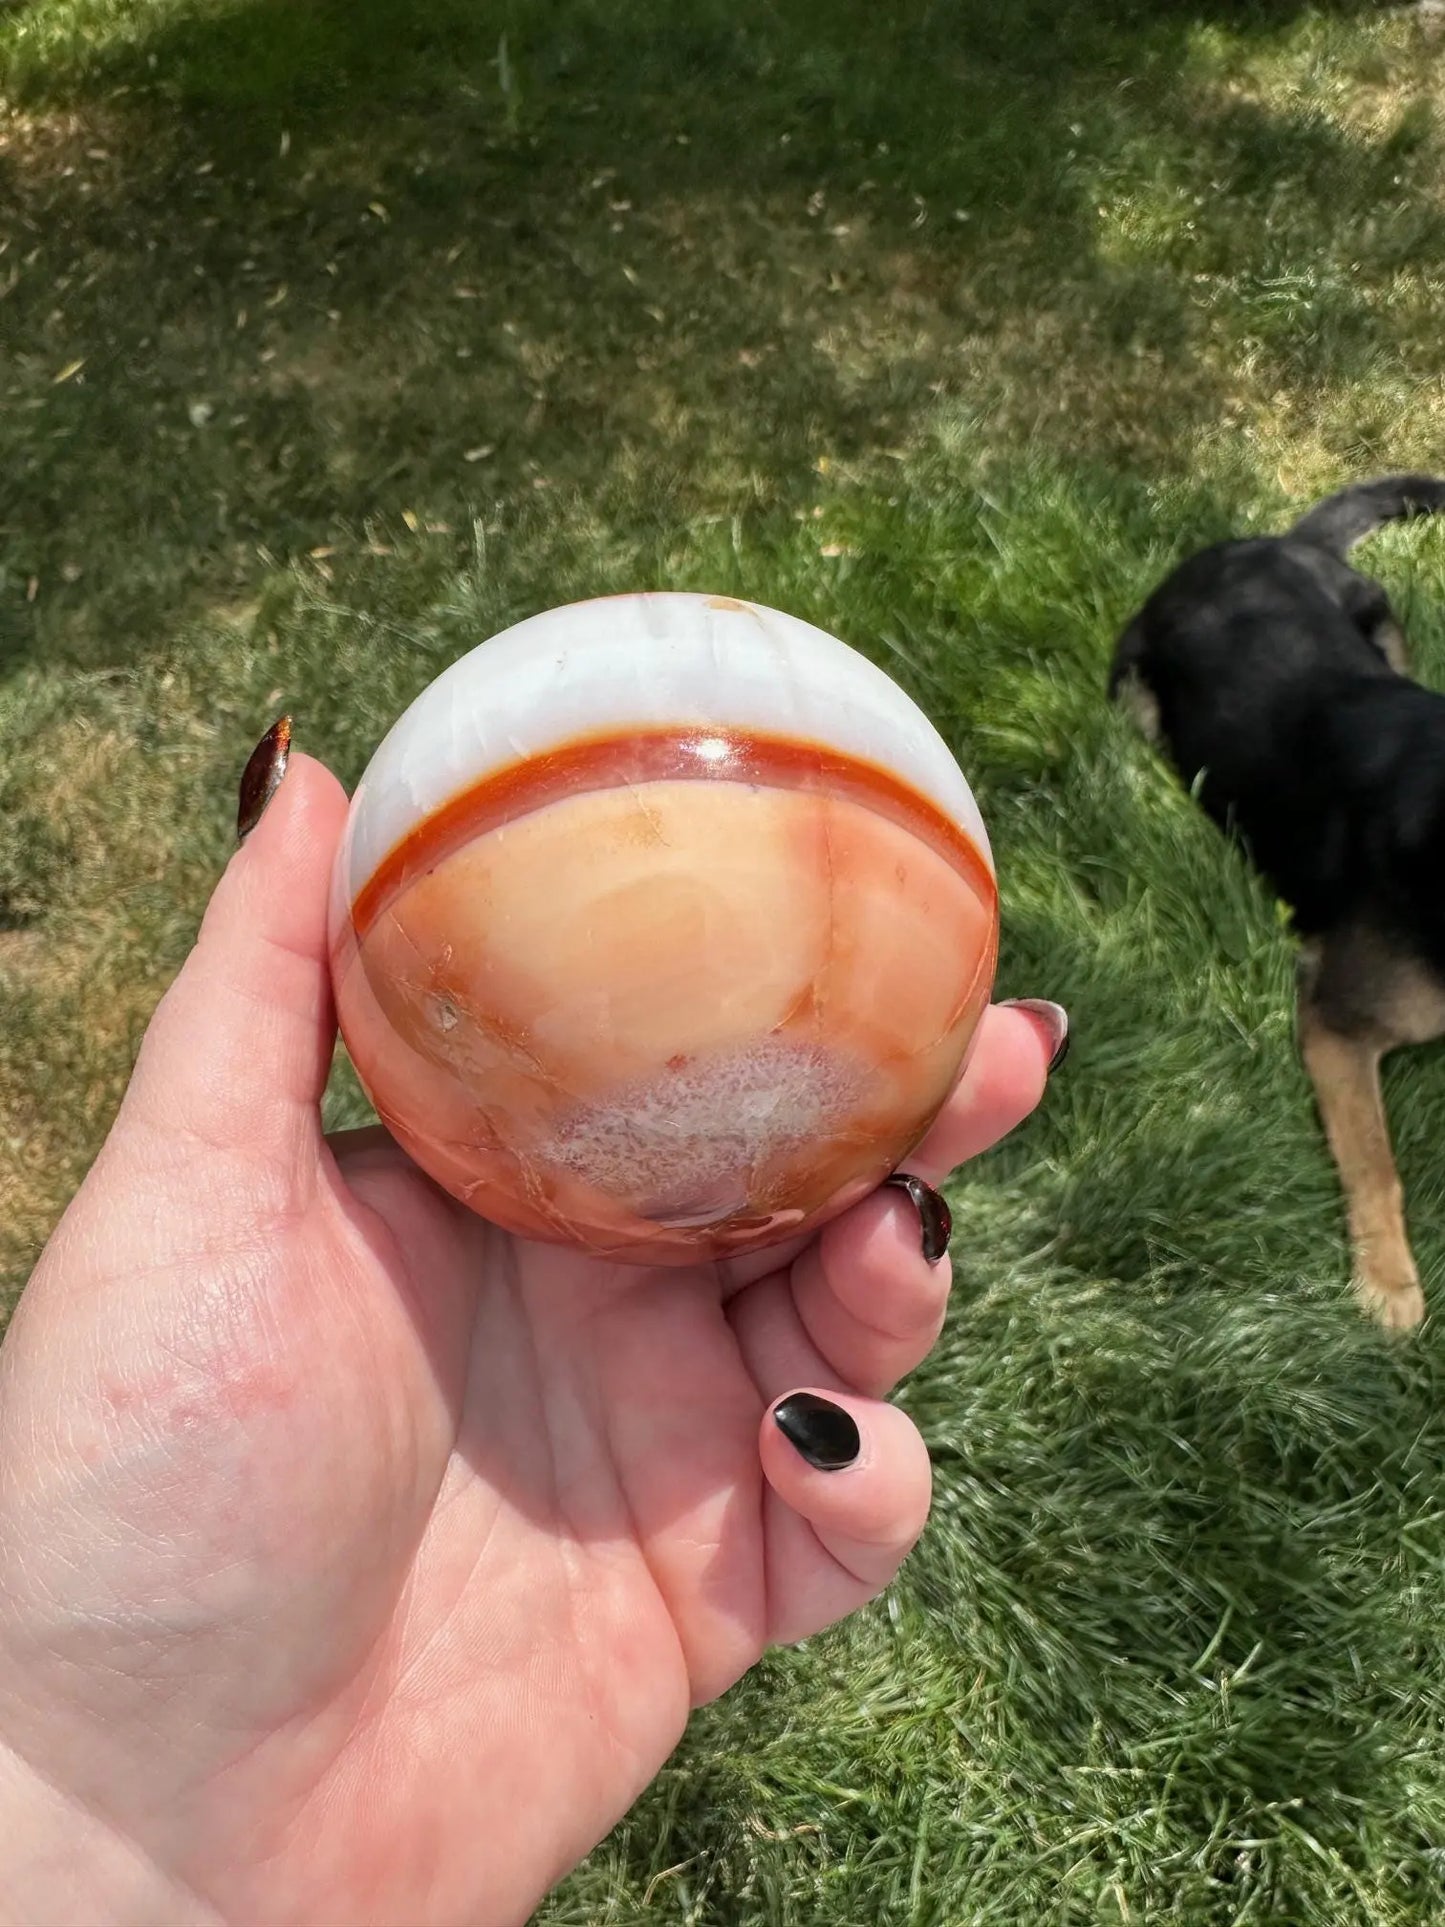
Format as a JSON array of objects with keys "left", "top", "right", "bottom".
[
  {"left": 999, "top": 998, "right": 1070, "bottom": 1073},
  {"left": 773, "top": 1393, "right": 861, "bottom": 1471},
  {"left": 237, "top": 715, "right": 292, "bottom": 843},
  {"left": 885, "top": 1172, "right": 952, "bottom": 1264}
]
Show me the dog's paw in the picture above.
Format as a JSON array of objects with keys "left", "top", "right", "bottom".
[{"left": 1354, "top": 1272, "right": 1427, "bottom": 1333}]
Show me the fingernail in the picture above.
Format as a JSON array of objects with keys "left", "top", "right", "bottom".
[
  {"left": 884, "top": 1172, "right": 952, "bottom": 1264},
  {"left": 237, "top": 715, "right": 292, "bottom": 844},
  {"left": 999, "top": 998, "right": 1070, "bottom": 1073},
  {"left": 773, "top": 1393, "right": 861, "bottom": 1471}
]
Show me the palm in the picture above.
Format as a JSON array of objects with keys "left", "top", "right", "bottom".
[
  {"left": 0, "top": 1128, "right": 871, "bottom": 1925},
  {"left": 256, "top": 1137, "right": 780, "bottom": 1922}
]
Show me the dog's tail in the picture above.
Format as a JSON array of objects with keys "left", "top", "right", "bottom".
[{"left": 1289, "top": 473, "right": 1445, "bottom": 556}]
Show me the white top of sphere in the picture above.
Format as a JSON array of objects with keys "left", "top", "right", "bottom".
[{"left": 338, "top": 593, "right": 992, "bottom": 902}]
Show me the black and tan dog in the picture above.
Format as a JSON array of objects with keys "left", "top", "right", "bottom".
[{"left": 1110, "top": 475, "right": 1445, "bottom": 1330}]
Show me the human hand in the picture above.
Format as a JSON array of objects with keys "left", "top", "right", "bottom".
[{"left": 0, "top": 730, "right": 1063, "bottom": 1926}]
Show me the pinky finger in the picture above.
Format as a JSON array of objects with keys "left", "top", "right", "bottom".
[{"left": 760, "top": 1390, "right": 932, "bottom": 1648}]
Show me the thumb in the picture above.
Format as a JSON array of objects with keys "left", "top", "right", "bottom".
[{"left": 120, "top": 721, "right": 350, "bottom": 1166}]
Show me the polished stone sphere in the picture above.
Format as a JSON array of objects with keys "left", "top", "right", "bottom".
[{"left": 329, "top": 593, "right": 997, "bottom": 1265}]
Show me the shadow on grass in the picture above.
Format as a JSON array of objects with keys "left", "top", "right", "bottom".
[{"left": 4, "top": 0, "right": 1443, "bottom": 677}]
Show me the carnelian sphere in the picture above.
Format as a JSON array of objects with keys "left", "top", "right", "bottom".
[{"left": 328, "top": 593, "right": 998, "bottom": 1265}]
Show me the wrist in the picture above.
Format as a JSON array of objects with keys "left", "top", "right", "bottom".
[{"left": 0, "top": 1736, "right": 218, "bottom": 1927}]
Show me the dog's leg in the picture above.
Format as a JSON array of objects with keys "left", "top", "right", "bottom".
[
  {"left": 1111, "top": 666, "right": 1162, "bottom": 742},
  {"left": 1108, "top": 616, "right": 1164, "bottom": 743},
  {"left": 1340, "top": 572, "right": 1410, "bottom": 673},
  {"left": 1371, "top": 616, "right": 1410, "bottom": 676},
  {"left": 1297, "top": 981, "right": 1424, "bottom": 1330}
]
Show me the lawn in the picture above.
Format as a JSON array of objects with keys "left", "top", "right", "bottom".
[{"left": 6, "top": 0, "right": 1445, "bottom": 1918}]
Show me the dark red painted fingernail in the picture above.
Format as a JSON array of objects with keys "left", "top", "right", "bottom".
[
  {"left": 885, "top": 1172, "right": 952, "bottom": 1264},
  {"left": 999, "top": 998, "right": 1070, "bottom": 1073},
  {"left": 237, "top": 715, "right": 292, "bottom": 843},
  {"left": 773, "top": 1393, "right": 860, "bottom": 1471}
]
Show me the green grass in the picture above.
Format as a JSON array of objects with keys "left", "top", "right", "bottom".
[{"left": 7, "top": 0, "right": 1445, "bottom": 1918}]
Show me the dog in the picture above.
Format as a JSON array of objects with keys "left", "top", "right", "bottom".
[{"left": 1109, "top": 474, "right": 1445, "bottom": 1330}]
